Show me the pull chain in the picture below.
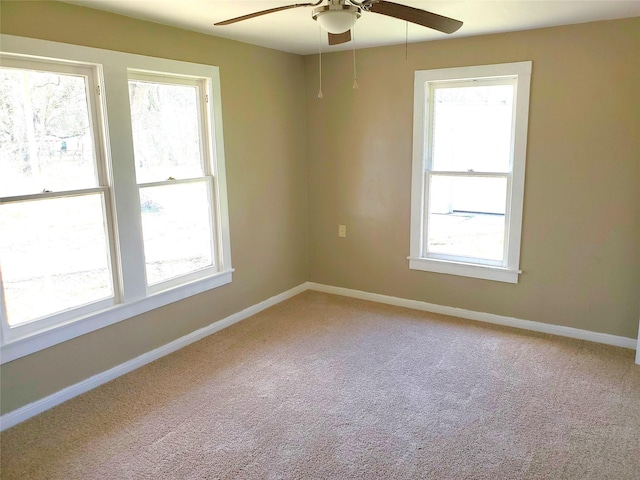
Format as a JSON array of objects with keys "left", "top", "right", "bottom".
[
  {"left": 352, "top": 26, "right": 359, "bottom": 90},
  {"left": 318, "top": 26, "right": 324, "bottom": 99},
  {"left": 405, "top": 21, "right": 408, "bottom": 60}
]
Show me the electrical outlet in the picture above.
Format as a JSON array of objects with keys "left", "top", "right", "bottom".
[{"left": 338, "top": 224, "right": 347, "bottom": 238}]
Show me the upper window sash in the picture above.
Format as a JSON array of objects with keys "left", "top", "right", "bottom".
[
  {"left": 0, "top": 56, "right": 108, "bottom": 197},
  {"left": 127, "top": 70, "right": 214, "bottom": 183},
  {"left": 425, "top": 77, "right": 518, "bottom": 175}
]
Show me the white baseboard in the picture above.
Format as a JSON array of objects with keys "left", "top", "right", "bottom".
[
  {"left": 636, "top": 318, "right": 640, "bottom": 365},
  {"left": 0, "top": 284, "right": 308, "bottom": 432},
  {"left": 305, "top": 282, "right": 638, "bottom": 351},
  {"left": 2, "top": 281, "right": 637, "bottom": 431}
]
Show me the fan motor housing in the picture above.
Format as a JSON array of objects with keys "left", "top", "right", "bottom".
[{"left": 312, "top": 4, "right": 362, "bottom": 34}]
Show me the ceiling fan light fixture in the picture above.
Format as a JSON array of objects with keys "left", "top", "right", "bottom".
[{"left": 312, "top": 5, "right": 361, "bottom": 34}]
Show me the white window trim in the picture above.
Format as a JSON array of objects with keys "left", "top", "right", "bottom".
[
  {"left": 0, "top": 34, "right": 233, "bottom": 363},
  {"left": 409, "top": 61, "right": 532, "bottom": 284}
]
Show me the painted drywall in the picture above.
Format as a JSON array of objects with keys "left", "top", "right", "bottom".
[
  {"left": 305, "top": 18, "right": 640, "bottom": 339},
  {"left": 0, "top": 1, "right": 309, "bottom": 414}
]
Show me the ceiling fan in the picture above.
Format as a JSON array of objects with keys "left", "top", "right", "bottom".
[{"left": 214, "top": 0, "right": 463, "bottom": 46}]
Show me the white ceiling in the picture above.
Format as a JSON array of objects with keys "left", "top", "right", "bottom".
[{"left": 63, "top": 1, "right": 640, "bottom": 55}]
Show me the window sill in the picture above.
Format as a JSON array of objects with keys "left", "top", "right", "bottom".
[
  {"left": 0, "top": 270, "right": 233, "bottom": 364},
  {"left": 408, "top": 257, "right": 520, "bottom": 284}
]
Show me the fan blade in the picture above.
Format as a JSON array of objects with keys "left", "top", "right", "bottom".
[
  {"left": 369, "top": 1, "right": 462, "bottom": 34},
  {"left": 215, "top": 3, "right": 317, "bottom": 26},
  {"left": 328, "top": 30, "right": 352, "bottom": 46}
]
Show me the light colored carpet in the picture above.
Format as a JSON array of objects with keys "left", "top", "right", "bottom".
[{"left": 1, "top": 291, "right": 639, "bottom": 479}]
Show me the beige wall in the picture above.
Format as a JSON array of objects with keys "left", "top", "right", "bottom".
[
  {"left": 0, "top": 1, "right": 309, "bottom": 414},
  {"left": 1, "top": 1, "right": 638, "bottom": 415},
  {"left": 305, "top": 18, "right": 640, "bottom": 339}
]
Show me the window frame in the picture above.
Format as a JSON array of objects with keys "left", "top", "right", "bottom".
[
  {"left": 409, "top": 62, "right": 532, "bottom": 283},
  {"left": 0, "top": 35, "right": 233, "bottom": 363}
]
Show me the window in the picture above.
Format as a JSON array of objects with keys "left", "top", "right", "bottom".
[
  {"left": 0, "top": 58, "right": 115, "bottom": 339},
  {"left": 409, "top": 62, "right": 532, "bottom": 283},
  {"left": 128, "top": 73, "right": 218, "bottom": 289},
  {"left": 0, "top": 35, "right": 232, "bottom": 362}
]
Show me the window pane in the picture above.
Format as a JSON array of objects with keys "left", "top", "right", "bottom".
[
  {"left": 431, "top": 84, "right": 513, "bottom": 173},
  {"left": 0, "top": 68, "right": 98, "bottom": 197},
  {"left": 427, "top": 176, "right": 507, "bottom": 262},
  {"left": 140, "top": 182, "right": 214, "bottom": 285},
  {"left": 129, "top": 80, "right": 204, "bottom": 183},
  {"left": 0, "top": 194, "right": 113, "bottom": 326}
]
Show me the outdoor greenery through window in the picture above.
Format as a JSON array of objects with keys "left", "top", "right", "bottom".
[
  {"left": 410, "top": 62, "right": 531, "bottom": 283},
  {"left": 0, "top": 37, "right": 232, "bottom": 359}
]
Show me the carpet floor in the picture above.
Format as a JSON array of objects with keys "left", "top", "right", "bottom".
[{"left": 1, "top": 291, "right": 639, "bottom": 479}]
